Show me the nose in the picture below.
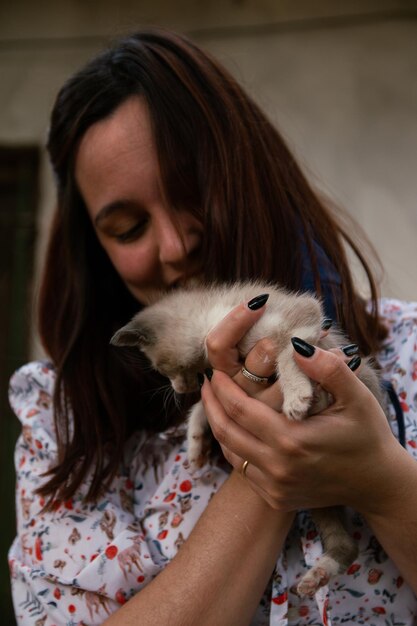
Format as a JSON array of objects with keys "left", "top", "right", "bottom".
[{"left": 156, "top": 209, "right": 202, "bottom": 275}]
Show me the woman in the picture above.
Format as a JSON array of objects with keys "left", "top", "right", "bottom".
[{"left": 9, "top": 29, "right": 417, "bottom": 625}]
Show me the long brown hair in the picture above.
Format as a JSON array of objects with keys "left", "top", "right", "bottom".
[{"left": 38, "top": 28, "right": 386, "bottom": 505}]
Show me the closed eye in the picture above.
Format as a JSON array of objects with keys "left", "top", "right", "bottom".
[
  {"left": 94, "top": 200, "right": 149, "bottom": 244},
  {"left": 114, "top": 218, "right": 149, "bottom": 243}
]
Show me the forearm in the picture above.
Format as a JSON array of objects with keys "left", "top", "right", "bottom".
[
  {"left": 103, "top": 471, "right": 293, "bottom": 626},
  {"left": 359, "top": 448, "right": 417, "bottom": 593}
]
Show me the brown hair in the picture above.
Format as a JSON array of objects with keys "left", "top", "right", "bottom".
[{"left": 38, "top": 28, "right": 386, "bottom": 505}]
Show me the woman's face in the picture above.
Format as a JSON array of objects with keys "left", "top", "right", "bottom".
[{"left": 75, "top": 96, "right": 204, "bottom": 304}]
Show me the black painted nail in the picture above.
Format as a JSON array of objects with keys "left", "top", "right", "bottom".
[
  {"left": 204, "top": 368, "right": 213, "bottom": 381},
  {"left": 248, "top": 293, "right": 269, "bottom": 310},
  {"left": 321, "top": 318, "right": 333, "bottom": 331},
  {"left": 342, "top": 344, "right": 359, "bottom": 357},
  {"left": 347, "top": 355, "right": 361, "bottom": 371},
  {"left": 291, "top": 337, "right": 316, "bottom": 357},
  {"left": 197, "top": 373, "right": 205, "bottom": 388}
]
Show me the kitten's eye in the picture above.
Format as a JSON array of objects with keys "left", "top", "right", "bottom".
[{"left": 114, "top": 218, "right": 149, "bottom": 243}]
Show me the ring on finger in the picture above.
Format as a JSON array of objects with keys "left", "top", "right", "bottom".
[
  {"left": 241, "top": 366, "right": 269, "bottom": 385},
  {"left": 241, "top": 459, "right": 249, "bottom": 477}
]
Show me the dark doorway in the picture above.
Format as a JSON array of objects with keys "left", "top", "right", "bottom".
[{"left": 0, "top": 146, "right": 40, "bottom": 626}]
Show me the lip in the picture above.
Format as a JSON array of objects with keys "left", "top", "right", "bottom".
[{"left": 137, "top": 273, "right": 204, "bottom": 306}]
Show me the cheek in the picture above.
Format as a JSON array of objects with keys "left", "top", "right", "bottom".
[{"left": 104, "top": 242, "right": 157, "bottom": 287}]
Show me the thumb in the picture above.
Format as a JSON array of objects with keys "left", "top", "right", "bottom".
[{"left": 291, "top": 339, "right": 366, "bottom": 401}]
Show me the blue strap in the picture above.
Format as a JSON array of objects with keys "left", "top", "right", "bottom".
[
  {"left": 382, "top": 379, "right": 406, "bottom": 448},
  {"left": 299, "top": 238, "right": 342, "bottom": 320}
]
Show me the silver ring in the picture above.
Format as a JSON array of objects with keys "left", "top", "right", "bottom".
[
  {"left": 241, "top": 460, "right": 249, "bottom": 477},
  {"left": 241, "top": 366, "right": 269, "bottom": 385}
]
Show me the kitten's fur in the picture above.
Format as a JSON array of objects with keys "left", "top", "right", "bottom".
[{"left": 111, "top": 281, "right": 386, "bottom": 597}]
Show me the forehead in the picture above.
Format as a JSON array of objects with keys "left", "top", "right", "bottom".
[
  {"left": 74, "top": 96, "right": 158, "bottom": 220},
  {"left": 76, "top": 96, "right": 154, "bottom": 168}
]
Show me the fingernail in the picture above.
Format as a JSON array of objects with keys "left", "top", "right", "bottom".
[
  {"left": 197, "top": 373, "right": 204, "bottom": 388},
  {"left": 204, "top": 368, "right": 213, "bottom": 381},
  {"left": 321, "top": 318, "right": 333, "bottom": 331},
  {"left": 248, "top": 293, "right": 269, "bottom": 310},
  {"left": 347, "top": 355, "right": 361, "bottom": 371},
  {"left": 342, "top": 344, "right": 359, "bottom": 357},
  {"left": 291, "top": 337, "right": 315, "bottom": 357}
]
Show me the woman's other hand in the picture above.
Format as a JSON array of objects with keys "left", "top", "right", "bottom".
[{"left": 202, "top": 342, "right": 404, "bottom": 516}]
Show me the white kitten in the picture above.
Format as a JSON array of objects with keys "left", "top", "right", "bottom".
[{"left": 111, "top": 280, "right": 386, "bottom": 597}]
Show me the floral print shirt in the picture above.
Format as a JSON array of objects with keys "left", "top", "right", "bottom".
[{"left": 8, "top": 298, "right": 417, "bottom": 626}]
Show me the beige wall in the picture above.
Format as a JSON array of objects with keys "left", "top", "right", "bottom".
[{"left": 1, "top": 1, "right": 416, "bottom": 355}]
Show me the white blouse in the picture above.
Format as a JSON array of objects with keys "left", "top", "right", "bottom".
[{"left": 8, "top": 299, "right": 417, "bottom": 625}]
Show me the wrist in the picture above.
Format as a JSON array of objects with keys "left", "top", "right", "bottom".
[
  {"left": 228, "top": 470, "right": 295, "bottom": 529},
  {"left": 353, "top": 442, "right": 416, "bottom": 521}
]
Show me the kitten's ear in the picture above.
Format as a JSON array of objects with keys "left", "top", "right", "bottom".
[{"left": 110, "top": 322, "right": 155, "bottom": 348}]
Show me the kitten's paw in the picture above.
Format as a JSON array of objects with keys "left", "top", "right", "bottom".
[
  {"left": 188, "top": 457, "right": 206, "bottom": 473},
  {"left": 187, "top": 434, "right": 210, "bottom": 473},
  {"left": 297, "top": 555, "right": 340, "bottom": 597},
  {"left": 283, "top": 393, "right": 312, "bottom": 420},
  {"left": 282, "top": 378, "right": 313, "bottom": 420},
  {"left": 297, "top": 566, "right": 330, "bottom": 598}
]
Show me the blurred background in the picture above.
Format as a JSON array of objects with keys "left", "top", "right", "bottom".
[{"left": 1, "top": 1, "right": 416, "bottom": 623}]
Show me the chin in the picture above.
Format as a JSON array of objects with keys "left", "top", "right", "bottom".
[{"left": 126, "top": 286, "right": 162, "bottom": 306}]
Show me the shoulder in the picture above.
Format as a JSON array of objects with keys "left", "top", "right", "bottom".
[
  {"left": 9, "top": 361, "right": 58, "bottom": 465},
  {"left": 379, "top": 297, "right": 417, "bottom": 328},
  {"left": 9, "top": 360, "right": 56, "bottom": 426},
  {"left": 378, "top": 298, "right": 417, "bottom": 367}
]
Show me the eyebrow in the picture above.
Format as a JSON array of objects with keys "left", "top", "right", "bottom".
[{"left": 94, "top": 200, "right": 139, "bottom": 227}]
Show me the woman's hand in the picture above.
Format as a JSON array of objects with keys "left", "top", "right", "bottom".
[
  {"left": 205, "top": 295, "right": 334, "bottom": 407},
  {"left": 204, "top": 295, "right": 284, "bottom": 407},
  {"left": 204, "top": 309, "right": 417, "bottom": 593},
  {"left": 202, "top": 339, "right": 404, "bottom": 515}
]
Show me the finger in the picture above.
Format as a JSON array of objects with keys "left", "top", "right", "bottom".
[
  {"left": 206, "top": 296, "right": 268, "bottom": 375},
  {"left": 328, "top": 347, "right": 349, "bottom": 359},
  {"left": 206, "top": 369, "right": 286, "bottom": 441},
  {"left": 237, "top": 337, "right": 283, "bottom": 408},
  {"left": 234, "top": 337, "right": 277, "bottom": 396},
  {"left": 222, "top": 446, "right": 267, "bottom": 488},
  {"left": 222, "top": 446, "right": 295, "bottom": 511},
  {"left": 201, "top": 373, "right": 268, "bottom": 458},
  {"left": 218, "top": 442, "right": 244, "bottom": 472},
  {"left": 341, "top": 343, "right": 360, "bottom": 358},
  {"left": 253, "top": 378, "right": 284, "bottom": 411},
  {"left": 218, "top": 447, "right": 277, "bottom": 508},
  {"left": 291, "top": 340, "right": 369, "bottom": 402},
  {"left": 328, "top": 345, "right": 359, "bottom": 366}
]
